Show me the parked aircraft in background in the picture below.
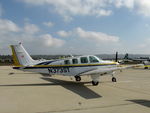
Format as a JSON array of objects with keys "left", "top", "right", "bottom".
[
  {"left": 122, "top": 53, "right": 150, "bottom": 64},
  {"left": 10, "top": 43, "right": 140, "bottom": 86}
]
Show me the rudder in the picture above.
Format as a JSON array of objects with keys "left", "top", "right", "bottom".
[{"left": 10, "top": 43, "right": 34, "bottom": 66}]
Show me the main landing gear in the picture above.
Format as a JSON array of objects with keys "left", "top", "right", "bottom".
[
  {"left": 144, "top": 67, "right": 148, "bottom": 69},
  {"left": 111, "top": 72, "right": 117, "bottom": 82},
  {"left": 112, "top": 77, "right": 117, "bottom": 82},
  {"left": 92, "top": 81, "right": 99, "bottom": 86},
  {"left": 91, "top": 75, "right": 100, "bottom": 86},
  {"left": 75, "top": 76, "right": 81, "bottom": 81}
]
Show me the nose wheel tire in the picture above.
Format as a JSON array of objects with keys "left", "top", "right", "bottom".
[
  {"left": 75, "top": 76, "right": 81, "bottom": 81},
  {"left": 92, "top": 81, "right": 99, "bottom": 86},
  {"left": 112, "top": 77, "right": 117, "bottom": 82}
]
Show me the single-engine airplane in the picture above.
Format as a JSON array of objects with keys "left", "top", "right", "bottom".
[{"left": 10, "top": 43, "right": 139, "bottom": 86}]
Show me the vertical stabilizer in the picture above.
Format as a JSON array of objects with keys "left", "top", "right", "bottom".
[
  {"left": 10, "top": 43, "right": 34, "bottom": 66},
  {"left": 124, "top": 53, "right": 129, "bottom": 60}
]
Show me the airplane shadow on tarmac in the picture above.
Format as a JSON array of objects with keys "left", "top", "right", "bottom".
[
  {"left": 0, "top": 77, "right": 101, "bottom": 99},
  {"left": 127, "top": 99, "right": 150, "bottom": 108},
  {"left": 41, "top": 77, "right": 102, "bottom": 99}
]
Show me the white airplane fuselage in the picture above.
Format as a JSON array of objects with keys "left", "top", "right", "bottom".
[{"left": 14, "top": 55, "right": 118, "bottom": 77}]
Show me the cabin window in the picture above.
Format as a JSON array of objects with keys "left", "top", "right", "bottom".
[
  {"left": 64, "top": 60, "right": 70, "bottom": 64},
  {"left": 89, "top": 56, "right": 99, "bottom": 63},
  {"left": 80, "top": 57, "right": 88, "bottom": 63},
  {"left": 72, "top": 59, "right": 78, "bottom": 64}
]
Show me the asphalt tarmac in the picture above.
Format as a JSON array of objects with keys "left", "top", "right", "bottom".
[{"left": 0, "top": 66, "right": 150, "bottom": 113}]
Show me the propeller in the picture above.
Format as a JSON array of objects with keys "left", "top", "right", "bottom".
[{"left": 115, "top": 52, "right": 118, "bottom": 62}]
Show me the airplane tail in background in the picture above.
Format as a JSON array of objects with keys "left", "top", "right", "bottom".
[
  {"left": 124, "top": 53, "right": 129, "bottom": 60},
  {"left": 10, "top": 43, "right": 35, "bottom": 66}
]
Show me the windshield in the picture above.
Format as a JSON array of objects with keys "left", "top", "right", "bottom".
[{"left": 89, "top": 56, "right": 100, "bottom": 63}]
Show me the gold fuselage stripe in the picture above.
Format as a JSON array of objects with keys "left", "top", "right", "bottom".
[
  {"left": 10, "top": 45, "right": 21, "bottom": 66},
  {"left": 144, "top": 65, "right": 150, "bottom": 67},
  {"left": 33, "top": 62, "right": 117, "bottom": 68}
]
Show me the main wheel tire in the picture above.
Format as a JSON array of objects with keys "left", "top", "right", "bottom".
[
  {"left": 112, "top": 77, "right": 117, "bottom": 82},
  {"left": 92, "top": 81, "right": 99, "bottom": 86},
  {"left": 75, "top": 76, "right": 81, "bottom": 81}
]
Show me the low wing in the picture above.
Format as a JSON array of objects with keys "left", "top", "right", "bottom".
[{"left": 80, "top": 64, "right": 143, "bottom": 76}]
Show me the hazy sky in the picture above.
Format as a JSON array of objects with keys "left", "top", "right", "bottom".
[{"left": 1, "top": 0, "right": 150, "bottom": 55}]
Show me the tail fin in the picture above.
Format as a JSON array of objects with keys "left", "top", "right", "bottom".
[
  {"left": 124, "top": 53, "right": 129, "bottom": 60},
  {"left": 10, "top": 43, "right": 34, "bottom": 66}
]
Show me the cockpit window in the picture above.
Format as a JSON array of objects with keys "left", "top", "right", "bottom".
[
  {"left": 80, "top": 57, "right": 88, "bottom": 63},
  {"left": 72, "top": 59, "right": 78, "bottom": 64},
  {"left": 64, "top": 60, "right": 70, "bottom": 64},
  {"left": 89, "top": 56, "right": 99, "bottom": 63}
]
